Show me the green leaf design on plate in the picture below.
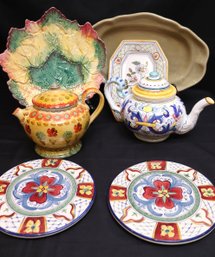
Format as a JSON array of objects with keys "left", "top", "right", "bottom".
[
  {"left": 8, "top": 80, "right": 27, "bottom": 106},
  {"left": 45, "top": 33, "right": 60, "bottom": 50},
  {"left": 0, "top": 7, "right": 106, "bottom": 107},
  {"left": 41, "top": 8, "right": 79, "bottom": 30},
  {"left": 8, "top": 29, "right": 29, "bottom": 52},
  {"left": 29, "top": 52, "right": 84, "bottom": 89},
  {"left": 93, "top": 41, "right": 106, "bottom": 71}
]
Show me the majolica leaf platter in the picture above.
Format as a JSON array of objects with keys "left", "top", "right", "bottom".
[{"left": 0, "top": 7, "right": 106, "bottom": 106}]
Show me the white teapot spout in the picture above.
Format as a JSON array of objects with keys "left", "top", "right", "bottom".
[{"left": 176, "top": 97, "right": 214, "bottom": 134}]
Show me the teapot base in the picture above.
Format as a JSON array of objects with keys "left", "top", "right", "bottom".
[
  {"left": 134, "top": 133, "right": 169, "bottom": 143},
  {"left": 35, "top": 142, "right": 82, "bottom": 158}
]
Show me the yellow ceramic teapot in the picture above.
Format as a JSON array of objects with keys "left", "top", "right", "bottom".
[{"left": 13, "top": 85, "right": 104, "bottom": 158}]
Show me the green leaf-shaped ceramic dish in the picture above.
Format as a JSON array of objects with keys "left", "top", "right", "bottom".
[{"left": 0, "top": 7, "right": 106, "bottom": 106}]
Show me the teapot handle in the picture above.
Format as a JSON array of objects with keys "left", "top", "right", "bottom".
[
  {"left": 82, "top": 88, "right": 105, "bottom": 125},
  {"left": 104, "top": 80, "right": 122, "bottom": 114}
]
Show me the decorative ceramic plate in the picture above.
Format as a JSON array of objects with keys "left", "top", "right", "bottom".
[
  {"left": 105, "top": 40, "right": 168, "bottom": 121},
  {"left": 109, "top": 160, "right": 215, "bottom": 245},
  {"left": 0, "top": 7, "right": 106, "bottom": 106},
  {"left": 0, "top": 159, "right": 95, "bottom": 238},
  {"left": 93, "top": 12, "right": 209, "bottom": 91},
  {"left": 109, "top": 40, "right": 168, "bottom": 82}
]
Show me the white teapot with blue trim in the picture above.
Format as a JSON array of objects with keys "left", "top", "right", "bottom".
[{"left": 105, "top": 71, "right": 214, "bottom": 142}]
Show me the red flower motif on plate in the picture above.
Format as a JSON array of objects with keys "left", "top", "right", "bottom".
[
  {"left": 143, "top": 180, "right": 183, "bottom": 209},
  {"left": 154, "top": 222, "right": 180, "bottom": 241},
  {"left": 19, "top": 217, "right": 46, "bottom": 234},
  {"left": 47, "top": 127, "right": 58, "bottom": 137},
  {"left": 22, "top": 176, "right": 63, "bottom": 204},
  {"left": 198, "top": 185, "right": 215, "bottom": 201},
  {"left": 147, "top": 161, "right": 167, "bottom": 171},
  {"left": 0, "top": 180, "right": 10, "bottom": 195},
  {"left": 42, "top": 159, "right": 62, "bottom": 168}
]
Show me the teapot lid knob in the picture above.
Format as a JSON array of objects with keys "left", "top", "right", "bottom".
[{"left": 148, "top": 71, "right": 160, "bottom": 80}]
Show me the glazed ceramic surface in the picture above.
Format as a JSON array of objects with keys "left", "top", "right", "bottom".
[
  {"left": 109, "top": 40, "right": 168, "bottom": 84},
  {"left": 13, "top": 86, "right": 104, "bottom": 158},
  {"left": 93, "top": 12, "right": 209, "bottom": 91},
  {"left": 109, "top": 160, "right": 215, "bottom": 245},
  {"left": 105, "top": 71, "right": 214, "bottom": 142},
  {"left": 0, "top": 7, "right": 106, "bottom": 106},
  {"left": 0, "top": 159, "right": 95, "bottom": 238},
  {"left": 121, "top": 95, "right": 185, "bottom": 142},
  {"left": 105, "top": 40, "right": 168, "bottom": 121}
]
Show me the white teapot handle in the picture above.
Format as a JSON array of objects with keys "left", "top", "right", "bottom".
[{"left": 104, "top": 77, "right": 130, "bottom": 122}]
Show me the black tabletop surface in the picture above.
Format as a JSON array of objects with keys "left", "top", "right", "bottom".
[{"left": 0, "top": 1, "right": 214, "bottom": 256}]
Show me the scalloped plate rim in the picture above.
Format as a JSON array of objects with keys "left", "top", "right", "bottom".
[
  {"left": 108, "top": 160, "right": 215, "bottom": 245},
  {"left": 0, "top": 159, "right": 95, "bottom": 238},
  {"left": 93, "top": 12, "right": 209, "bottom": 91}
]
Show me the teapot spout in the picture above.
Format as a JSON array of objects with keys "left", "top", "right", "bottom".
[
  {"left": 13, "top": 108, "right": 26, "bottom": 124},
  {"left": 176, "top": 97, "right": 214, "bottom": 134}
]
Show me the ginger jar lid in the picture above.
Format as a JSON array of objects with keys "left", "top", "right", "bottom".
[
  {"left": 132, "top": 71, "right": 176, "bottom": 101},
  {"left": 32, "top": 84, "right": 78, "bottom": 110}
]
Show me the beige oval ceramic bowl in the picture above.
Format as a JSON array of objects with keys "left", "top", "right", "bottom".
[{"left": 93, "top": 12, "right": 209, "bottom": 91}]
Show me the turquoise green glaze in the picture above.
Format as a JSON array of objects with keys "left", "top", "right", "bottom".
[
  {"left": 29, "top": 52, "right": 84, "bottom": 89},
  {"left": 77, "top": 56, "right": 92, "bottom": 82},
  {"left": 8, "top": 80, "right": 27, "bottom": 106},
  {"left": 41, "top": 9, "right": 79, "bottom": 31},
  {"left": 45, "top": 33, "right": 60, "bottom": 50},
  {"left": 93, "top": 41, "right": 106, "bottom": 71},
  {"left": 8, "top": 29, "right": 29, "bottom": 52}
]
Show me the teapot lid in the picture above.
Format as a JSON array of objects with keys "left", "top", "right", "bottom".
[
  {"left": 132, "top": 71, "right": 176, "bottom": 101},
  {"left": 139, "top": 71, "right": 170, "bottom": 90},
  {"left": 32, "top": 84, "right": 78, "bottom": 110}
]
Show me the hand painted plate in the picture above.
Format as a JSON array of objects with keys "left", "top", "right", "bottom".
[
  {"left": 109, "top": 40, "right": 168, "bottom": 82},
  {"left": 93, "top": 12, "right": 209, "bottom": 91},
  {"left": 0, "top": 159, "right": 95, "bottom": 238},
  {"left": 0, "top": 7, "right": 106, "bottom": 106},
  {"left": 105, "top": 40, "right": 168, "bottom": 121},
  {"left": 109, "top": 160, "right": 215, "bottom": 245}
]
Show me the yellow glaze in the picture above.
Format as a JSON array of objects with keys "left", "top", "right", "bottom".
[
  {"left": 13, "top": 87, "right": 104, "bottom": 158},
  {"left": 32, "top": 88, "right": 79, "bottom": 109},
  {"left": 132, "top": 84, "right": 176, "bottom": 100}
]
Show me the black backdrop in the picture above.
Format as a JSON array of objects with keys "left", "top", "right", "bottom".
[{"left": 0, "top": 0, "right": 214, "bottom": 256}]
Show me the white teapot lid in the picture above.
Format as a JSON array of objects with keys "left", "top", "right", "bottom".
[{"left": 139, "top": 71, "right": 170, "bottom": 90}]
